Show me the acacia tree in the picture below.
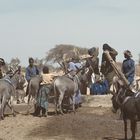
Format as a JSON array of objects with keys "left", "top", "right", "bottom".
[{"left": 45, "top": 44, "right": 88, "bottom": 72}]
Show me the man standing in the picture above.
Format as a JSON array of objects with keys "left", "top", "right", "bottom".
[
  {"left": 25, "top": 57, "right": 39, "bottom": 82},
  {"left": 100, "top": 44, "right": 118, "bottom": 88},
  {"left": 25, "top": 57, "right": 40, "bottom": 95},
  {"left": 84, "top": 47, "right": 100, "bottom": 95},
  {"left": 122, "top": 50, "right": 135, "bottom": 85},
  {"left": 86, "top": 47, "right": 100, "bottom": 82},
  {"left": 67, "top": 57, "right": 82, "bottom": 107}
]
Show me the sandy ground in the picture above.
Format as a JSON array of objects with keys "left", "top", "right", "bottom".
[{"left": 1, "top": 95, "right": 140, "bottom": 140}]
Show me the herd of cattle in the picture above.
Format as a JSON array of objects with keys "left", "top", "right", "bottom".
[{"left": 0, "top": 68, "right": 140, "bottom": 140}]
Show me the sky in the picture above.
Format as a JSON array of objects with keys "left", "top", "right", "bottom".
[{"left": 0, "top": 0, "right": 140, "bottom": 66}]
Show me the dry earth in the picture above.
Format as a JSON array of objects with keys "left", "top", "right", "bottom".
[{"left": 1, "top": 95, "right": 140, "bottom": 140}]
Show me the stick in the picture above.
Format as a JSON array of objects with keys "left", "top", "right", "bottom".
[{"left": 104, "top": 51, "right": 130, "bottom": 88}]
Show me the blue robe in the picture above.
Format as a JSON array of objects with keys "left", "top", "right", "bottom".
[
  {"left": 25, "top": 65, "right": 40, "bottom": 82},
  {"left": 122, "top": 58, "right": 135, "bottom": 84}
]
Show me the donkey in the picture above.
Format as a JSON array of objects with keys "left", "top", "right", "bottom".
[
  {"left": 112, "top": 84, "right": 140, "bottom": 140},
  {"left": 27, "top": 75, "right": 43, "bottom": 104},
  {"left": 53, "top": 67, "right": 89, "bottom": 115},
  {"left": 27, "top": 75, "right": 43, "bottom": 114},
  {"left": 0, "top": 71, "right": 25, "bottom": 120},
  {"left": 53, "top": 75, "right": 78, "bottom": 114}
]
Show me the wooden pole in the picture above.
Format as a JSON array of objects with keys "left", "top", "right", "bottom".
[{"left": 104, "top": 51, "right": 130, "bottom": 88}]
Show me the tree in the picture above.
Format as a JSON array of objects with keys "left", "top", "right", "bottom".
[{"left": 45, "top": 44, "right": 88, "bottom": 72}]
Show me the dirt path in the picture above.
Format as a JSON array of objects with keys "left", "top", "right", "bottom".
[{"left": 1, "top": 96, "right": 140, "bottom": 140}]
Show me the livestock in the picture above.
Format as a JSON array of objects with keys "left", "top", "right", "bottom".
[
  {"left": 27, "top": 75, "right": 43, "bottom": 104},
  {"left": 16, "top": 89, "right": 26, "bottom": 104},
  {"left": 80, "top": 68, "right": 92, "bottom": 95},
  {"left": 112, "top": 85, "right": 140, "bottom": 140},
  {"left": 15, "top": 75, "right": 26, "bottom": 104},
  {"left": 53, "top": 75, "right": 78, "bottom": 114},
  {"left": 53, "top": 69, "right": 88, "bottom": 114},
  {"left": 0, "top": 72, "right": 25, "bottom": 120},
  {"left": 27, "top": 75, "right": 42, "bottom": 113},
  {"left": 112, "top": 76, "right": 140, "bottom": 95}
]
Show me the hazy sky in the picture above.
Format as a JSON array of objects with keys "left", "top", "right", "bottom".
[{"left": 0, "top": 0, "right": 140, "bottom": 66}]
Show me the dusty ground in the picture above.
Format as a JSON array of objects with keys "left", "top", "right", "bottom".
[{"left": 1, "top": 95, "right": 140, "bottom": 140}]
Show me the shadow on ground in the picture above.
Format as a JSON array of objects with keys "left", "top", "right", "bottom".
[{"left": 26, "top": 107, "right": 126, "bottom": 140}]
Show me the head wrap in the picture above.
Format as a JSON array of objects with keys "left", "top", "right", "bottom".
[
  {"left": 124, "top": 50, "right": 132, "bottom": 57},
  {"left": 88, "top": 47, "right": 99, "bottom": 57}
]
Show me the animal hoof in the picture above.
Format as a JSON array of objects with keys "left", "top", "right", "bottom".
[
  {"left": 79, "top": 103, "right": 82, "bottom": 107},
  {"left": 17, "top": 100, "right": 20, "bottom": 104},
  {"left": 130, "top": 137, "right": 135, "bottom": 140},
  {"left": 60, "top": 111, "right": 64, "bottom": 115},
  {"left": 42, "top": 114, "right": 47, "bottom": 117},
  {"left": 111, "top": 107, "right": 117, "bottom": 113},
  {"left": 21, "top": 100, "right": 25, "bottom": 103},
  {"left": 13, "top": 113, "right": 16, "bottom": 117},
  {"left": 1, "top": 116, "right": 4, "bottom": 120}
]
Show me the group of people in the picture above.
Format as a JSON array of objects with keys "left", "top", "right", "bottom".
[
  {"left": 66, "top": 44, "right": 135, "bottom": 95},
  {"left": 89, "top": 44, "right": 135, "bottom": 95},
  {"left": 0, "top": 44, "right": 135, "bottom": 116},
  {"left": 0, "top": 45, "right": 135, "bottom": 89},
  {"left": 25, "top": 57, "right": 56, "bottom": 117}
]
